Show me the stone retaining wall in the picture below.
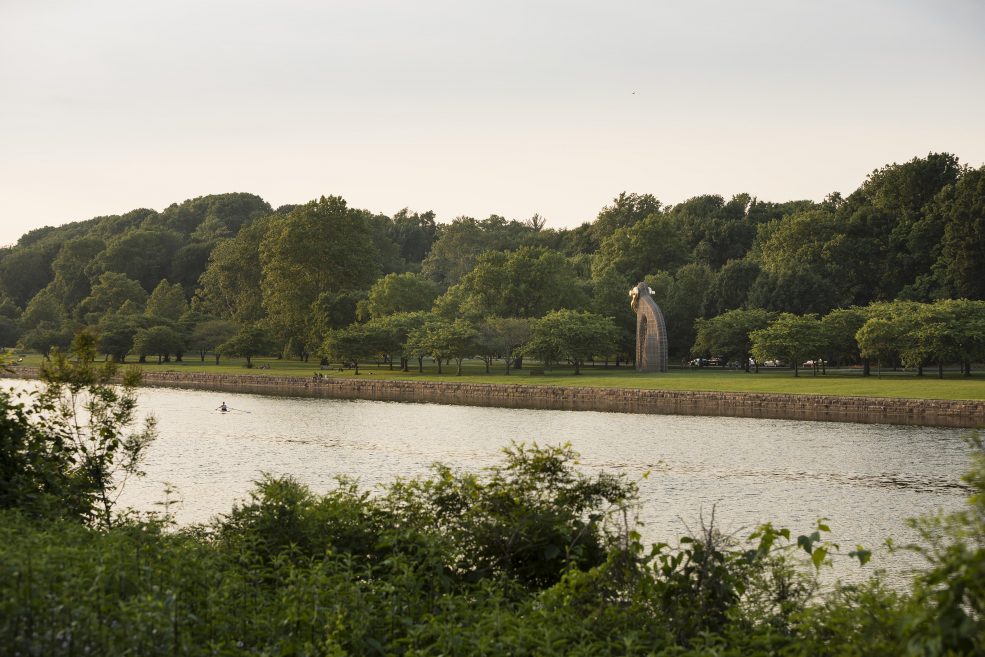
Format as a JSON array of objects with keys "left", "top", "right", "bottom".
[{"left": 8, "top": 366, "right": 984, "bottom": 428}]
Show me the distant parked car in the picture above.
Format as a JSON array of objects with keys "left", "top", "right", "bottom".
[
  {"left": 707, "top": 357, "right": 725, "bottom": 367},
  {"left": 763, "top": 359, "right": 783, "bottom": 367},
  {"left": 803, "top": 359, "right": 827, "bottom": 367}
]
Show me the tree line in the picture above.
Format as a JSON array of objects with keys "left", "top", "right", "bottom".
[
  {"left": 1, "top": 152, "right": 983, "bottom": 369},
  {"left": 694, "top": 299, "right": 985, "bottom": 377}
]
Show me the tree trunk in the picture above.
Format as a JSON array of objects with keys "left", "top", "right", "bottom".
[
  {"left": 456, "top": 358, "right": 464, "bottom": 375},
  {"left": 938, "top": 361, "right": 944, "bottom": 379},
  {"left": 245, "top": 355, "right": 252, "bottom": 368},
  {"left": 513, "top": 355, "right": 523, "bottom": 370},
  {"left": 215, "top": 354, "right": 220, "bottom": 365},
  {"left": 863, "top": 359, "right": 870, "bottom": 377},
  {"left": 917, "top": 365, "right": 924, "bottom": 377},
  {"left": 574, "top": 359, "right": 581, "bottom": 375},
  {"left": 436, "top": 358, "right": 442, "bottom": 374}
]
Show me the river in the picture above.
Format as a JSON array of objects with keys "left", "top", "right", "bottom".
[{"left": 4, "top": 379, "right": 975, "bottom": 584}]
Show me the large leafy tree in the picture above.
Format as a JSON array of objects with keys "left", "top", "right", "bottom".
[
  {"left": 168, "top": 241, "right": 214, "bottom": 296},
  {"left": 692, "top": 308, "right": 776, "bottom": 372},
  {"left": 147, "top": 192, "right": 272, "bottom": 236},
  {"left": 0, "top": 241, "right": 60, "bottom": 307},
  {"left": 846, "top": 152, "right": 962, "bottom": 299},
  {"left": 755, "top": 208, "right": 839, "bottom": 281},
  {"left": 358, "top": 273, "right": 439, "bottom": 321},
  {"left": 188, "top": 318, "right": 240, "bottom": 364},
  {"left": 524, "top": 310, "right": 617, "bottom": 374},
  {"left": 590, "top": 192, "right": 662, "bottom": 248},
  {"left": 78, "top": 272, "right": 148, "bottom": 323},
  {"left": 195, "top": 217, "right": 272, "bottom": 323},
  {"left": 477, "top": 316, "right": 531, "bottom": 374},
  {"left": 406, "top": 317, "right": 479, "bottom": 375},
  {"left": 260, "top": 196, "right": 380, "bottom": 358},
  {"left": 48, "top": 236, "right": 106, "bottom": 310},
  {"left": 370, "top": 311, "right": 429, "bottom": 371},
  {"left": 933, "top": 166, "right": 985, "bottom": 299},
  {"left": 219, "top": 325, "right": 276, "bottom": 368},
  {"left": 750, "top": 313, "right": 825, "bottom": 376},
  {"left": 95, "top": 304, "right": 148, "bottom": 362},
  {"left": 747, "top": 268, "right": 843, "bottom": 316},
  {"left": 321, "top": 323, "right": 389, "bottom": 375},
  {"left": 388, "top": 208, "right": 438, "bottom": 264},
  {"left": 18, "top": 288, "right": 67, "bottom": 334},
  {"left": 88, "top": 229, "right": 184, "bottom": 293},
  {"left": 592, "top": 212, "right": 689, "bottom": 283},
  {"left": 420, "top": 215, "right": 532, "bottom": 285},
  {"left": 820, "top": 307, "right": 870, "bottom": 373},
  {"left": 854, "top": 301, "right": 925, "bottom": 375},
  {"left": 145, "top": 280, "right": 188, "bottom": 322},
  {"left": 439, "top": 247, "right": 587, "bottom": 320},
  {"left": 701, "top": 258, "right": 761, "bottom": 317},
  {"left": 669, "top": 193, "right": 758, "bottom": 269},
  {"left": 306, "top": 290, "right": 366, "bottom": 361},
  {"left": 132, "top": 325, "right": 184, "bottom": 364}
]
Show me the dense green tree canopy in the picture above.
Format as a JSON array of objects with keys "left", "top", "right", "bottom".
[
  {"left": 78, "top": 272, "right": 148, "bottom": 323},
  {"left": 260, "top": 196, "right": 380, "bottom": 353},
  {"left": 195, "top": 217, "right": 270, "bottom": 323},
  {"left": 524, "top": 309, "right": 618, "bottom": 374},
  {"left": 89, "top": 229, "right": 184, "bottom": 293},
  {"left": 358, "top": 273, "right": 439, "bottom": 321},
  {"left": 439, "top": 246, "right": 587, "bottom": 320},
  {"left": 145, "top": 280, "right": 188, "bottom": 322},
  {"left": 692, "top": 308, "right": 776, "bottom": 370},
  {"left": 219, "top": 325, "right": 276, "bottom": 368},
  {"left": 0, "top": 153, "right": 981, "bottom": 369},
  {"left": 750, "top": 313, "right": 825, "bottom": 376},
  {"left": 592, "top": 212, "right": 689, "bottom": 283}
]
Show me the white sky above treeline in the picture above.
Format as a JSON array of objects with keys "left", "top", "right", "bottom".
[{"left": 2, "top": 0, "right": 984, "bottom": 245}]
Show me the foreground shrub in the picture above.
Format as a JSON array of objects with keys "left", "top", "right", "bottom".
[{"left": 1, "top": 438, "right": 983, "bottom": 655}]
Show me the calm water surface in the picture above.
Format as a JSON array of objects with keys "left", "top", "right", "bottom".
[{"left": 5, "top": 380, "right": 973, "bottom": 583}]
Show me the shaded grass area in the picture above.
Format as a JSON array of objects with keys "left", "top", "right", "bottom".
[{"left": 14, "top": 353, "right": 985, "bottom": 400}]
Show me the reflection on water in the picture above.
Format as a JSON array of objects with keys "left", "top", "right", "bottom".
[{"left": 2, "top": 380, "right": 973, "bottom": 584}]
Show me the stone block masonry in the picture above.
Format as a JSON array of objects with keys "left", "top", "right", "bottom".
[{"left": 8, "top": 367, "right": 984, "bottom": 428}]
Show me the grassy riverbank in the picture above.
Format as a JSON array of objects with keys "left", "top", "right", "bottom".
[{"left": 14, "top": 353, "right": 985, "bottom": 400}]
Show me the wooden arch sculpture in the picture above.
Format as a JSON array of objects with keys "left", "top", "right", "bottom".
[{"left": 629, "top": 281, "right": 668, "bottom": 373}]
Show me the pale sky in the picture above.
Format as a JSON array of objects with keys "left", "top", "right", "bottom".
[{"left": 2, "top": 0, "right": 984, "bottom": 246}]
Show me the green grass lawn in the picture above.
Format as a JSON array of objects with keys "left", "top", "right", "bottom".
[{"left": 13, "top": 352, "right": 985, "bottom": 401}]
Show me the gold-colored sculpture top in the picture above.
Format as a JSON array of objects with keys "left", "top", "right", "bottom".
[{"left": 629, "top": 282, "right": 650, "bottom": 314}]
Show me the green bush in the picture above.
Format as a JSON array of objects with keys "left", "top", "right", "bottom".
[{"left": 2, "top": 427, "right": 984, "bottom": 655}]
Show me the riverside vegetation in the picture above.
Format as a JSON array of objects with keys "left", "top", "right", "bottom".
[{"left": 1, "top": 342, "right": 985, "bottom": 655}]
